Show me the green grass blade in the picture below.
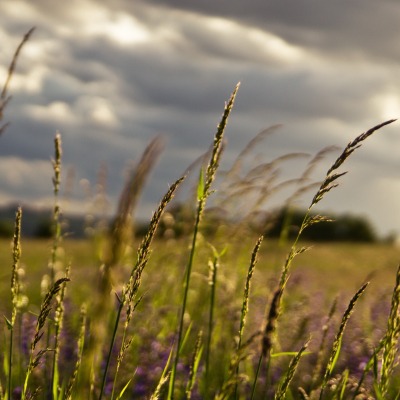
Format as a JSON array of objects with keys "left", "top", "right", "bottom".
[
  {"left": 151, "top": 344, "right": 174, "bottom": 400},
  {"left": 115, "top": 377, "right": 133, "bottom": 400},
  {"left": 373, "top": 382, "right": 385, "bottom": 400},
  {"left": 235, "top": 236, "right": 263, "bottom": 399},
  {"left": 336, "top": 369, "right": 349, "bottom": 400}
]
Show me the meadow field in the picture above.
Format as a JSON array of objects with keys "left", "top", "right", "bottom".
[
  {"left": 1, "top": 30, "right": 400, "bottom": 400},
  {"left": 1, "top": 229, "right": 400, "bottom": 399}
]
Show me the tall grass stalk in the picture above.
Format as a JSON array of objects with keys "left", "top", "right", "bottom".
[
  {"left": 205, "top": 250, "right": 219, "bottom": 392},
  {"left": 280, "top": 119, "right": 395, "bottom": 289},
  {"left": 52, "top": 266, "right": 69, "bottom": 399},
  {"left": 81, "top": 136, "right": 165, "bottom": 396},
  {"left": 108, "top": 135, "right": 164, "bottom": 278},
  {"left": 186, "top": 331, "right": 203, "bottom": 399},
  {"left": 319, "top": 282, "right": 369, "bottom": 399},
  {"left": 64, "top": 304, "right": 87, "bottom": 400},
  {"left": 6, "top": 207, "right": 22, "bottom": 399},
  {"left": 49, "top": 133, "right": 62, "bottom": 285},
  {"left": 99, "top": 176, "right": 184, "bottom": 400},
  {"left": 274, "top": 337, "right": 310, "bottom": 400},
  {"left": 235, "top": 235, "right": 263, "bottom": 399},
  {"left": 49, "top": 132, "right": 64, "bottom": 399},
  {"left": 257, "top": 286, "right": 284, "bottom": 395},
  {"left": 170, "top": 83, "right": 240, "bottom": 398},
  {"left": 22, "top": 277, "right": 69, "bottom": 399},
  {"left": 238, "top": 236, "right": 263, "bottom": 350}
]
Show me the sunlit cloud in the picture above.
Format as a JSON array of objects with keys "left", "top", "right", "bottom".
[
  {"left": 205, "top": 16, "right": 304, "bottom": 64},
  {"left": 373, "top": 91, "right": 400, "bottom": 121},
  {"left": 0, "top": 157, "right": 52, "bottom": 190},
  {"left": 7, "top": 66, "right": 48, "bottom": 95},
  {"left": 78, "top": 96, "right": 119, "bottom": 127},
  {"left": 26, "top": 101, "right": 74, "bottom": 124},
  {"left": 63, "top": 2, "right": 151, "bottom": 45}
]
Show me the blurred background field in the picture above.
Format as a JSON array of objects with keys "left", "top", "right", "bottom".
[
  {"left": 1, "top": 235, "right": 398, "bottom": 339},
  {"left": 1, "top": 236, "right": 398, "bottom": 304},
  {"left": 1, "top": 232, "right": 399, "bottom": 397}
]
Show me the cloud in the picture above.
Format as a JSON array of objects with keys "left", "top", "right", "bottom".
[
  {"left": 144, "top": 0, "right": 400, "bottom": 62},
  {"left": 0, "top": 157, "right": 53, "bottom": 202}
]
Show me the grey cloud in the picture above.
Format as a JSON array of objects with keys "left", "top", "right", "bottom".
[{"left": 142, "top": 0, "right": 400, "bottom": 61}]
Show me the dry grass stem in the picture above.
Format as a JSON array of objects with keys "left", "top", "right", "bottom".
[
  {"left": 110, "top": 135, "right": 165, "bottom": 268},
  {"left": 11, "top": 207, "right": 22, "bottom": 325},
  {"left": 1, "top": 27, "right": 35, "bottom": 134}
]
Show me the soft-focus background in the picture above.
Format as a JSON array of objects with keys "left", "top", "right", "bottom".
[{"left": 1, "top": 0, "right": 400, "bottom": 237}]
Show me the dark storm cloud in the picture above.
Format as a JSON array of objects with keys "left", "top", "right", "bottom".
[{"left": 143, "top": 0, "right": 400, "bottom": 62}]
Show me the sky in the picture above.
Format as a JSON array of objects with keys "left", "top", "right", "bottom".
[{"left": 1, "top": 0, "right": 400, "bottom": 237}]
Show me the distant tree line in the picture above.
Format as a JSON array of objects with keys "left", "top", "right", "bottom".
[
  {"left": 0, "top": 204, "right": 87, "bottom": 239},
  {"left": 266, "top": 207, "right": 377, "bottom": 242},
  {"left": 149, "top": 203, "right": 378, "bottom": 243},
  {"left": 0, "top": 203, "right": 378, "bottom": 243}
]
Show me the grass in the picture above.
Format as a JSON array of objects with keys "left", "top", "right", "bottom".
[{"left": 1, "top": 29, "right": 400, "bottom": 399}]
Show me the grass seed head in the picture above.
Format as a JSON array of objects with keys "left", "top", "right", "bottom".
[
  {"left": 52, "top": 132, "right": 62, "bottom": 195},
  {"left": 310, "top": 119, "right": 396, "bottom": 209},
  {"left": 262, "top": 286, "right": 283, "bottom": 358},
  {"left": 203, "top": 83, "right": 240, "bottom": 198},
  {"left": 321, "top": 282, "right": 369, "bottom": 390}
]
